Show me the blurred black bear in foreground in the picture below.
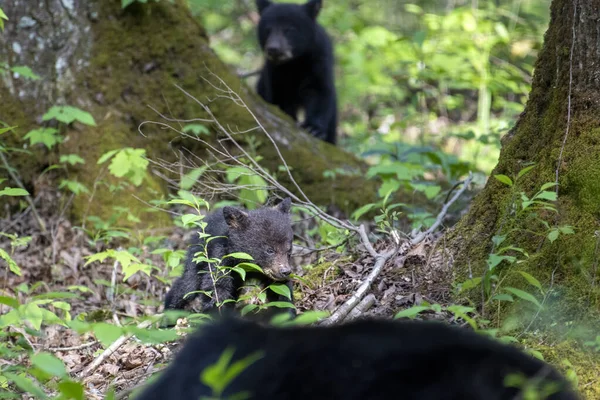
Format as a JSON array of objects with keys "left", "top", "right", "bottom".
[
  {"left": 255, "top": 0, "right": 338, "bottom": 145},
  {"left": 137, "top": 317, "right": 578, "bottom": 400},
  {"left": 164, "top": 198, "right": 295, "bottom": 315}
]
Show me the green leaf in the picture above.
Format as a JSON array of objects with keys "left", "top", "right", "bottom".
[
  {"left": 123, "top": 263, "right": 153, "bottom": 281},
  {"left": 491, "top": 293, "right": 514, "bottom": 302},
  {"left": 559, "top": 225, "right": 575, "bottom": 235},
  {"left": 240, "top": 304, "right": 258, "bottom": 316},
  {"left": 180, "top": 167, "right": 208, "bottom": 190},
  {"left": 128, "top": 327, "right": 179, "bottom": 344},
  {"left": 21, "top": 303, "right": 44, "bottom": 330},
  {"left": 4, "top": 372, "right": 48, "bottom": 399},
  {"left": 42, "top": 106, "right": 96, "bottom": 126},
  {"left": 32, "top": 352, "right": 67, "bottom": 378},
  {"left": 516, "top": 165, "right": 536, "bottom": 179},
  {"left": 59, "top": 180, "right": 90, "bottom": 195},
  {"left": 0, "top": 295, "right": 19, "bottom": 308},
  {"left": 458, "top": 277, "right": 481, "bottom": 292},
  {"left": 105, "top": 148, "right": 148, "bottom": 186},
  {"left": 11, "top": 66, "right": 41, "bottom": 80},
  {"left": 517, "top": 271, "right": 543, "bottom": 293},
  {"left": 547, "top": 229, "right": 559, "bottom": 243},
  {"left": 0, "top": 125, "right": 17, "bottom": 135},
  {"left": 350, "top": 202, "right": 378, "bottom": 221},
  {"left": 263, "top": 301, "right": 296, "bottom": 309},
  {"left": 232, "top": 266, "right": 246, "bottom": 281},
  {"left": 224, "top": 252, "right": 254, "bottom": 261},
  {"left": 504, "top": 287, "right": 542, "bottom": 309},
  {"left": 535, "top": 191, "right": 557, "bottom": 201},
  {"left": 285, "top": 311, "right": 329, "bottom": 326},
  {"left": 538, "top": 182, "right": 557, "bottom": 191},
  {"left": 201, "top": 347, "right": 263, "bottom": 397},
  {"left": 97, "top": 149, "right": 119, "bottom": 165},
  {"left": 0, "top": 187, "right": 29, "bottom": 197},
  {"left": 181, "top": 213, "right": 203, "bottom": 227},
  {"left": 60, "top": 154, "right": 86, "bottom": 166},
  {"left": 493, "top": 174, "right": 513, "bottom": 187},
  {"left": 122, "top": 0, "right": 137, "bottom": 8},
  {"left": 394, "top": 306, "right": 430, "bottom": 319},
  {"left": 182, "top": 124, "right": 210, "bottom": 136},
  {"left": 235, "top": 263, "right": 263, "bottom": 275},
  {"left": 93, "top": 322, "right": 124, "bottom": 347},
  {"left": 58, "top": 380, "right": 85, "bottom": 400},
  {"left": 23, "top": 127, "right": 62, "bottom": 149},
  {"left": 268, "top": 283, "right": 291, "bottom": 300}
]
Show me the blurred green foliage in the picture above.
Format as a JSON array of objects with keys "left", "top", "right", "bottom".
[{"left": 189, "top": 0, "right": 549, "bottom": 178}]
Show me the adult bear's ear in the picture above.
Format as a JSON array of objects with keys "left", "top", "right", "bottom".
[
  {"left": 275, "top": 197, "right": 292, "bottom": 214},
  {"left": 223, "top": 207, "right": 250, "bottom": 229},
  {"left": 256, "top": 0, "right": 272, "bottom": 14},
  {"left": 304, "top": 0, "right": 322, "bottom": 19}
]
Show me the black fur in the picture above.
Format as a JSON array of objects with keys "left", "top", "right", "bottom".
[
  {"left": 137, "top": 317, "right": 578, "bottom": 400},
  {"left": 256, "top": 0, "right": 338, "bottom": 145},
  {"left": 164, "top": 198, "right": 295, "bottom": 315}
]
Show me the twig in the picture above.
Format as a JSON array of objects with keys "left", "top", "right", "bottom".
[
  {"left": 323, "top": 172, "right": 473, "bottom": 326},
  {"left": 346, "top": 293, "right": 376, "bottom": 321},
  {"left": 411, "top": 172, "right": 473, "bottom": 245},
  {"left": 49, "top": 341, "right": 99, "bottom": 352},
  {"left": 359, "top": 224, "right": 378, "bottom": 258},
  {"left": 320, "top": 247, "right": 396, "bottom": 326},
  {"left": 79, "top": 318, "right": 156, "bottom": 377},
  {"left": 555, "top": 0, "right": 576, "bottom": 198},
  {"left": 0, "top": 151, "right": 46, "bottom": 233}
]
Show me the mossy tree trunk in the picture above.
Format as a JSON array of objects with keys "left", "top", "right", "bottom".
[
  {"left": 0, "top": 0, "right": 377, "bottom": 226},
  {"left": 445, "top": 0, "right": 600, "bottom": 323}
]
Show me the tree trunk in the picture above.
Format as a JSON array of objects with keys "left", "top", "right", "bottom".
[
  {"left": 440, "top": 0, "right": 600, "bottom": 380},
  {"left": 0, "top": 0, "right": 378, "bottom": 225}
]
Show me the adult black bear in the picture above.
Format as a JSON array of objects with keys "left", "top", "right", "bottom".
[
  {"left": 164, "top": 198, "right": 295, "bottom": 316},
  {"left": 255, "top": 0, "right": 338, "bottom": 145},
  {"left": 137, "top": 317, "right": 578, "bottom": 400}
]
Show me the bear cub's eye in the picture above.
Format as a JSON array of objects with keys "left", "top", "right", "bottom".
[{"left": 266, "top": 248, "right": 275, "bottom": 255}]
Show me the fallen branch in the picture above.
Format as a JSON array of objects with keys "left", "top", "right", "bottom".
[
  {"left": 321, "top": 172, "right": 474, "bottom": 326},
  {"left": 48, "top": 341, "right": 99, "bottom": 352},
  {"left": 320, "top": 247, "right": 396, "bottom": 326},
  {"left": 79, "top": 318, "right": 158, "bottom": 378},
  {"left": 346, "top": 293, "right": 376, "bottom": 321},
  {"left": 411, "top": 172, "right": 473, "bottom": 245}
]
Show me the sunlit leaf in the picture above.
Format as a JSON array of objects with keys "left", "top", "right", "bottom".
[
  {"left": 504, "top": 287, "right": 542, "bottom": 309},
  {"left": 268, "top": 283, "right": 291, "bottom": 300},
  {"left": 32, "top": 352, "right": 67, "bottom": 378},
  {"left": 394, "top": 306, "right": 430, "bottom": 319}
]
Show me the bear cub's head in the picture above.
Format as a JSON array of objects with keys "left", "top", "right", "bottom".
[
  {"left": 256, "top": 0, "right": 323, "bottom": 64},
  {"left": 223, "top": 198, "right": 294, "bottom": 282}
]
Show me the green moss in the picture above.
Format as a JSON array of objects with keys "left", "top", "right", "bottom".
[{"left": 521, "top": 338, "right": 600, "bottom": 399}]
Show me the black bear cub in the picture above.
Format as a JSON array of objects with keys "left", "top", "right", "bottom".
[
  {"left": 164, "top": 198, "right": 295, "bottom": 315},
  {"left": 137, "top": 317, "right": 578, "bottom": 400},
  {"left": 256, "top": 0, "right": 338, "bottom": 145}
]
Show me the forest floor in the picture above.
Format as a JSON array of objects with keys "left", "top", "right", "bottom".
[{"left": 0, "top": 190, "right": 487, "bottom": 398}]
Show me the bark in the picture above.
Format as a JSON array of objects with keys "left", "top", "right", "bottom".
[
  {"left": 437, "top": 0, "right": 600, "bottom": 399},
  {"left": 0, "top": 0, "right": 380, "bottom": 225},
  {"left": 440, "top": 2, "right": 600, "bottom": 393}
]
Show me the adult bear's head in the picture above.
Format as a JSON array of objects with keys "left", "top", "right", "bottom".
[{"left": 256, "top": 0, "right": 323, "bottom": 64}]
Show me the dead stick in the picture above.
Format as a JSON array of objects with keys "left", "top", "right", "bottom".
[
  {"left": 322, "top": 172, "right": 474, "bottom": 326},
  {"left": 346, "top": 293, "right": 377, "bottom": 321},
  {"left": 80, "top": 318, "right": 157, "bottom": 377},
  {"left": 320, "top": 248, "right": 395, "bottom": 326}
]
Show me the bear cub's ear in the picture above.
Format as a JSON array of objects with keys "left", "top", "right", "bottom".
[
  {"left": 223, "top": 207, "right": 250, "bottom": 229},
  {"left": 304, "top": 0, "right": 322, "bottom": 19},
  {"left": 256, "top": 0, "right": 272, "bottom": 14},
  {"left": 275, "top": 197, "right": 292, "bottom": 214}
]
